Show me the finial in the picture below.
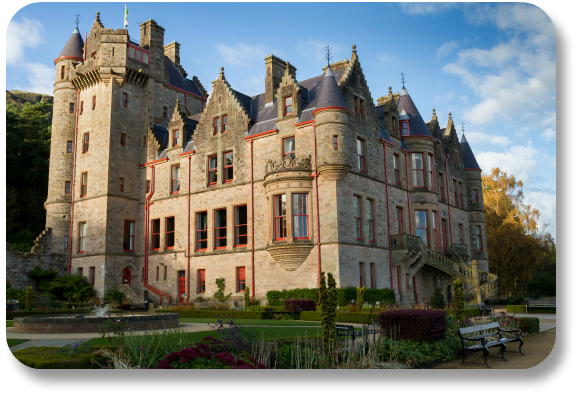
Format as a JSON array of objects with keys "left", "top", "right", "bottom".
[
  {"left": 75, "top": 14, "right": 81, "bottom": 29},
  {"left": 461, "top": 121, "right": 465, "bottom": 136},
  {"left": 388, "top": 86, "right": 392, "bottom": 94},
  {"left": 432, "top": 108, "right": 437, "bottom": 121},
  {"left": 400, "top": 72, "right": 406, "bottom": 88},
  {"left": 352, "top": 44, "right": 357, "bottom": 54},
  {"left": 325, "top": 45, "right": 332, "bottom": 66},
  {"left": 220, "top": 67, "right": 224, "bottom": 78},
  {"left": 286, "top": 60, "right": 290, "bottom": 68},
  {"left": 176, "top": 98, "right": 180, "bottom": 107},
  {"left": 433, "top": 108, "right": 436, "bottom": 114},
  {"left": 448, "top": 112, "right": 452, "bottom": 119}
]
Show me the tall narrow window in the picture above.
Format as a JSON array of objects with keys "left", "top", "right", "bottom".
[
  {"left": 151, "top": 219, "right": 160, "bottom": 250},
  {"left": 459, "top": 182, "right": 463, "bottom": 207},
  {"left": 78, "top": 267, "right": 83, "bottom": 277},
  {"left": 438, "top": 173, "right": 445, "bottom": 200},
  {"left": 396, "top": 207, "right": 403, "bottom": 234},
  {"left": 357, "top": 138, "right": 365, "bottom": 172},
  {"left": 366, "top": 198, "right": 374, "bottom": 242},
  {"left": 146, "top": 180, "right": 151, "bottom": 193},
  {"left": 293, "top": 194, "right": 309, "bottom": 239},
  {"left": 163, "top": 107, "right": 167, "bottom": 118},
  {"left": 359, "top": 262, "right": 364, "bottom": 287},
  {"left": 92, "top": 96, "right": 96, "bottom": 110},
  {"left": 222, "top": 115, "right": 227, "bottom": 132},
  {"left": 283, "top": 137, "right": 295, "bottom": 159},
  {"left": 198, "top": 269, "right": 206, "bottom": 293},
  {"left": 120, "top": 133, "right": 126, "bottom": 147},
  {"left": 441, "top": 219, "right": 448, "bottom": 253},
  {"left": 123, "top": 220, "right": 135, "bottom": 251},
  {"left": 171, "top": 165, "right": 180, "bottom": 194},
  {"left": 459, "top": 224, "right": 464, "bottom": 245},
  {"left": 370, "top": 263, "right": 375, "bottom": 289},
  {"left": 78, "top": 222, "right": 86, "bottom": 253},
  {"left": 432, "top": 212, "right": 438, "bottom": 249},
  {"left": 173, "top": 130, "right": 180, "bottom": 146},
  {"left": 69, "top": 103, "right": 75, "bottom": 113},
  {"left": 360, "top": 99, "right": 364, "bottom": 118},
  {"left": 333, "top": 136, "right": 339, "bottom": 150},
  {"left": 208, "top": 155, "right": 217, "bottom": 186},
  {"left": 80, "top": 101, "right": 84, "bottom": 115},
  {"left": 237, "top": 267, "right": 246, "bottom": 292},
  {"left": 354, "top": 195, "right": 362, "bottom": 240},
  {"left": 61, "top": 66, "right": 65, "bottom": 79},
  {"left": 166, "top": 217, "right": 175, "bottom": 249},
  {"left": 81, "top": 173, "right": 88, "bottom": 197},
  {"left": 65, "top": 181, "right": 71, "bottom": 194},
  {"left": 235, "top": 205, "right": 248, "bottom": 247},
  {"left": 164, "top": 266, "right": 167, "bottom": 281},
  {"left": 121, "top": 93, "right": 127, "bottom": 107},
  {"left": 90, "top": 267, "right": 95, "bottom": 286},
  {"left": 415, "top": 210, "right": 429, "bottom": 246},
  {"left": 64, "top": 236, "right": 69, "bottom": 250},
  {"left": 274, "top": 194, "right": 287, "bottom": 241},
  {"left": 223, "top": 151, "right": 233, "bottom": 183},
  {"left": 214, "top": 209, "right": 227, "bottom": 249},
  {"left": 394, "top": 154, "right": 400, "bottom": 184},
  {"left": 354, "top": 97, "right": 358, "bottom": 116},
  {"left": 453, "top": 180, "right": 458, "bottom": 205},
  {"left": 83, "top": 133, "right": 89, "bottom": 153},
  {"left": 284, "top": 96, "right": 293, "bottom": 116},
  {"left": 475, "top": 226, "right": 483, "bottom": 250},
  {"left": 401, "top": 120, "right": 409, "bottom": 136},
  {"left": 412, "top": 153, "right": 425, "bottom": 188},
  {"left": 196, "top": 212, "right": 208, "bottom": 251},
  {"left": 156, "top": 267, "right": 159, "bottom": 281},
  {"left": 429, "top": 154, "right": 434, "bottom": 190},
  {"left": 473, "top": 189, "right": 479, "bottom": 202},
  {"left": 119, "top": 178, "right": 124, "bottom": 192},
  {"left": 214, "top": 117, "right": 221, "bottom": 135}
]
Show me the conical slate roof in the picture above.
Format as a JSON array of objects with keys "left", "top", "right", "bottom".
[
  {"left": 55, "top": 27, "right": 84, "bottom": 64},
  {"left": 460, "top": 134, "right": 481, "bottom": 170},
  {"left": 313, "top": 65, "right": 348, "bottom": 114},
  {"left": 397, "top": 87, "right": 432, "bottom": 137}
]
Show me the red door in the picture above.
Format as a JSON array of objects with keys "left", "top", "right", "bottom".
[
  {"left": 178, "top": 271, "right": 186, "bottom": 303},
  {"left": 123, "top": 268, "right": 131, "bottom": 285}
]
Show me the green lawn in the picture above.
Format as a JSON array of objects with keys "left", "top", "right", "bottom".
[
  {"left": 6, "top": 321, "right": 14, "bottom": 328},
  {"left": 7, "top": 339, "right": 29, "bottom": 347},
  {"left": 179, "top": 318, "right": 321, "bottom": 326}
]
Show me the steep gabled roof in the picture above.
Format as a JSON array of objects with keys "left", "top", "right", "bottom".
[
  {"left": 397, "top": 87, "right": 432, "bottom": 138},
  {"left": 164, "top": 57, "right": 204, "bottom": 98},
  {"left": 55, "top": 27, "right": 84, "bottom": 63},
  {"left": 461, "top": 134, "right": 481, "bottom": 170}
]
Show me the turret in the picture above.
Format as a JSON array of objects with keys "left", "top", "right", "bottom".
[{"left": 45, "top": 27, "right": 84, "bottom": 254}]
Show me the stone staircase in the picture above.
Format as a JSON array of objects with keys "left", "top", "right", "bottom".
[{"left": 117, "top": 284, "right": 142, "bottom": 304}]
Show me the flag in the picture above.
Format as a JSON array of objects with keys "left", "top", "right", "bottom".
[{"left": 124, "top": 4, "right": 128, "bottom": 29}]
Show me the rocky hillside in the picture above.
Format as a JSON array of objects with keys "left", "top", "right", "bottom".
[{"left": 6, "top": 90, "right": 53, "bottom": 108}]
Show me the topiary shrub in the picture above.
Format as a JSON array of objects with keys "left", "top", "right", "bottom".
[
  {"left": 430, "top": 286, "right": 446, "bottom": 309},
  {"left": 266, "top": 287, "right": 395, "bottom": 307},
  {"left": 320, "top": 272, "right": 337, "bottom": 349},
  {"left": 24, "top": 286, "right": 36, "bottom": 310},
  {"left": 453, "top": 279, "right": 465, "bottom": 323},
  {"left": 213, "top": 278, "right": 232, "bottom": 302},
  {"left": 378, "top": 309, "right": 448, "bottom": 342},
  {"left": 244, "top": 286, "right": 251, "bottom": 308},
  {"left": 356, "top": 286, "right": 365, "bottom": 307},
  {"left": 13, "top": 346, "right": 108, "bottom": 369},
  {"left": 284, "top": 299, "right": 316, "bottom": 313}
]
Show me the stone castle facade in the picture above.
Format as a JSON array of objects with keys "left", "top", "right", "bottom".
[{"left": 44, "top": 12, "right": 498, "bottom": 304}]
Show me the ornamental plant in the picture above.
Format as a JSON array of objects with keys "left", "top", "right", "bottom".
[
  {"left": 430, "top": 286, "right": 446, "bottom": 309},
  {"left": 284, "top": 299, "right": 316, "bottom": 313},
  {"left": 244, "top": 286, "right": 251, "bottom": 308},
  {"left": 213, "top": 278, "right": 232, "bottom": 302},
  {"left": 453, "top": 279, "right": 465, "bottom": 324},
  {"left": 24, "top": 286, "right": 36, "bottom": 310},
  {"left": 357, "top": 285, "right": 365, "bottom": 308},
  {"left": 319, "top": 272, "right": 337, "bottom": 349}
]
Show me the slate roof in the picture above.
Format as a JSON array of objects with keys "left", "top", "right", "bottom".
[
  {"left": 183, "top": 137, "right": 195, "bottom": 153},
  {"left": 460, "top": 134, "right": 481, "bottom": 169},
  {"left": 56, "top": 28, "right": 84, "bottom": 62},
  {"left": 397, "top": 87, "right": 432, "bottom": 138},
  {"left": 164, "top": 57, "right": 204, "bottom": 98},
  {"left": 401, "top": 139, "right": 411, "bottom": 152},
  {"left": 313, "top": 65, "right": 348, "bottom": 112},
  {"left": 152, "top": 124, "right": 168, "bottom": 147}
]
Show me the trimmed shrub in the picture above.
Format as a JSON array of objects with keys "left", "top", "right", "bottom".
[
  {"left": 300, "top": 311, "right": 377, "bottom": 325},
  {"left": 430, "top": 287, "right": 446, "bottom": 309},
  {"left": 517, "top": 317, "right": 540, "bottom": 334},
  {"left": 155, "top": 309, "right": 267, "bottom": 320},
  {"left": 529, "top": 306, "right": 556, "bottom": 314},
  {"left": 266, "top": 287, "right": 395, "bottom": 307},
  {"left": 506, "top": 305, "right": 526, "bottom": 313},
  {"left": 13, "top": 346, "right": 108, "bottom": 369},
  {"left": 378, "top": 309, "right": 448, "bottom": 342},
  {"left": 284, "top": 299, "right": 316, "bottom": 313},
  {"left": 453, "top": 279, "right": 464, "bottom": 323}
]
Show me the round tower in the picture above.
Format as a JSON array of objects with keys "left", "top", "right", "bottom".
[{"left": 45, "top": 27, "right": 84, "bottom": 254}]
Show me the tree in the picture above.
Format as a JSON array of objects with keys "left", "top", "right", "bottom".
[
  {"left": 430, "top": 286, "right": 446, "bottom": 309},
  {"left": 453, "top": 279, "right": 464, "bottom": 324},
  {"left": 28, "top": 266, "right": 59, "bottom": 290},
  {"left": 320, "top": 272, "right": 337, "bottom": 349},
  {"left": 40, "top": 274, "right": 95, "bottom": 301}
]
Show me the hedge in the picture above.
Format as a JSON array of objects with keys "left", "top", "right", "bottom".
[
  {"left": 529, "top": 306, "right": 556, "bottom": 314},
  {"left": 378, "top": 310, "right": 447, "bottom": 342},
  {"left": 6, "top": 309, "right": 123, "bottom": 320},
  {"left": 284, "top": 299, "right": 316, "bottom": 313},
  {"left": 13, "top": 346, "right": 108, "bottom": 369},
  {"left": 442, "top": 308, "right": 479, "bottom": 318},
  {"left": 517, "top": 317, "right": 540, "bottom": 334},
  {"left": 300, "top": 311, "right": 377, "bottom": 324},
  {"left": 506, "top": 305, "right": 526, "bottom": 313},
  {"left": 266, "top": 287, "right": 396, "bottom": 307},
  {"left": 155, "top": 309, "right": 268, "bottom": 319}
]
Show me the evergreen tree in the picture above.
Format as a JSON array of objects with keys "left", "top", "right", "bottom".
[{"left": 430, "top": 286, "right": 446, "bottom": 309}]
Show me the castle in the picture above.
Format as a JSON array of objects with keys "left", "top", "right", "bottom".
[{"left": 43, "top": 12, "right": 497, "bottom": 305}]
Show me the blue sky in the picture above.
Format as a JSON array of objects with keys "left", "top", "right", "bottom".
[{"left": 5, "top": 2, "right": 556, "bottom": 239}]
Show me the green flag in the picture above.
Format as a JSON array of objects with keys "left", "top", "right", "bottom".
[{"left": 124, "top": 4, "right": 128, "bottom": 29}]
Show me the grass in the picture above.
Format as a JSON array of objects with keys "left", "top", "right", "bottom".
[
  {"left": 7, "top": 339, "right": 29, "bottom": 347},
  {"left": 6, "top": 321, "right": 14, "bottom": 328},
  {"left": 179, "top": 318, "right": 321, "bottom": 326}
]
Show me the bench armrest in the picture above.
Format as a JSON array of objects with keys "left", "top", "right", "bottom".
[
  {"left": 460, "top": 334, "right": 487, "bottom": 343},
  {"left": 500, "top": 328, "right": 523, "bottom": 336}
]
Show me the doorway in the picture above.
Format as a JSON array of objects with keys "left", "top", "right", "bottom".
[
  {"left": 178, "top": 271, "right": 186, "bottom": 303},
  {"left": 122, "top": 267, "right": 132, "bottom": 285}
]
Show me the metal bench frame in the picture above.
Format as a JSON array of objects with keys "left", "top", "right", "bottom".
[
  {"left": 478, "top": 303, "right": 494, "bottom": 316},
  {"left": 459, "top": 322, "right": 524, "bottom": 368}
]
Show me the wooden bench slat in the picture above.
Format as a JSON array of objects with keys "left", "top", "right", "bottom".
[{"left": 459, "top": 322, "right": 500, "bottom": 334}]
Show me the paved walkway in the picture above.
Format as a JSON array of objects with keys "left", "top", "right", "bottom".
[{"left": 9, "top": 338, "right": 88, "bottom": 352}]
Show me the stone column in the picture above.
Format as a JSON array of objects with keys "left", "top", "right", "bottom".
[{"left": 471, "top": 259, "right": 482, "bottom": 303}]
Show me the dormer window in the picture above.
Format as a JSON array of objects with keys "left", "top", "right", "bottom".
[
  {"left": 412, "top": 153, "right": 425, "bottom": 188},
  {"left": 222, "top": 115, "right": 227, "bottom": 132},
  {"left": 284, "top": 96, "right": 293, "bottom": 116},
  {"left": 173, "top": 130, "right": 180, "bottom": 146},
  {"left": 214, "top": 117, "right": 221, "bottom": 135},
  {"left": 401, "top": 120, "right": 409, "bottom": 136}
]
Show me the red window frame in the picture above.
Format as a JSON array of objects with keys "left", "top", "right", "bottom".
[
  {"left": 171, "top": 165, "right": 180, "bottom": 194},
  {"left": 396, "top": 207, "right": 403, "bottom": 234},
  {"left": 223, "top": 151, "right": 233, "bottom": 183},
  {"left": 293, "top": 193, "right": 309, "bottom": 240},
  {"left": 196, "top": 212, "right": 208, "bottom": 251},
  {"left": 173, "top": 130, "right": 180, "bottom": 146},
  {"left": 473, "top": 189, "right": 479, "bottom": 202},
  {"left": 459, "top": 182, "right": 463, "bottom": 207},
  {"left": 400, "top": 120, "right": 409, "bottom": 136},
  {"left": 69, "top": 103, "right": 75, "bottom": 113},
  {"left": 121, "top": 93, "right": 127, "bottom": 107},
  {"left": 394, "top": 154, "right": 400, "bottom": 184},
  {"left": 432, "top": 211, "right": 438, "bottom": 249},
  {"left": 151, "top": 219, "right": 160, "bottom": 250},
  {"left": 81, "top": 173, "right": 88, "bottom": 197},
  {"left": 64, "top": 236, "right": 69, "bottom": 250},
  {"left": 163, "top": 107, "right": 167, "bottom": 118},
  {"left": 120, "top": 133, "right": 126, "bottom": 147},
  {"left": 90, "top": 267, "right": 95, "bottom": 286},
  {"left": 459, "top": 224, "right": 464, "bottom": 245},
  {"left": 360, "top": 99, "right": 364, "bottom": 118},
  {"left": 92, "top": 96, "right": 96, "bottom": 110},
  {"left": 78, "top": 222, "right": 86, "bottom": 253},
  {"left": 438, "top": 173, "right": 445, "bottom": 200},
  {"left": 357, "top": 138, "right": 365, "bottom": 172},
  {"left": 165, "top": 217, "right": 175, "bottom": 249},
  {"left": 274, "top": 194, "right": 287, "bottom": 241},
  {"left": 127, "top": 43, "right": 150, "bottom": 64},
  {"left": 412, "top": 153, "right": 425, "bottom": 188},
  {"left": 366, "top": 198, "right": 374, "bottom": 242},
  {"left": 453, "top": 180, "right": 458, "bottom": 205},
  {"left": 78, "top": 267, "right": 83, "bottom": 277},
  {"left": 354, "top": 97, "right": 358, "bottom": 116},
  {"left": 208, "top": 155, "right": 217, "bottom": 186},
  {"left": 333, "top": 136, "right": 339, "bottom": 150},
  {"left": 214, "top": 117, "right": 221, "bottom": 135},
  {"left": 359, "top": 262, "right": 364, "bottom": 287},
  {"left": 198, "top": 269, "right": 206, "bottom": 293},
  {"left": 83, "top": 133, "right": 89, "bottom": 153},
  {"left": 214, "top": 208, "right": 227, "bottom": 249},
  {"left": 441, "top": 219, "right": 448, "bottom": 253},
  {"left": 80, "top": 101, "right": 83, "bottom": 115},
  {"left": 123, "top": 220, "right": 135, "bottom": 252},
  {"left": 237, "top": 267, "right": 246, "bottom": 292},
  {"left": 429, "top": 154, "right": 434, "bottom": 190},
  {"left": 475, "top": 226, "right": 483, "bottom": 251},
  {"left": 283, "top": 137, "right": 295, "bottom": 159},
  {"left": 234, "top": 205, "right": 248, "bottom": 247},
  {"left": 354, "top": 195, "right": 362, "bottom": 240},
  {"left": 415, "top": 210, "right": 429, "bottom": 247},
  {"left": 119, "top": 178, "right": 124, "bottom": 192},
  {"left": 222, "top": 115, "right": 227, "bottom": 133},
  {"left": 65, "top": 181, "right": 71, "bottom": 194},
  {"left": 284, "top": 96, "right": 293, "bottom": 116}
]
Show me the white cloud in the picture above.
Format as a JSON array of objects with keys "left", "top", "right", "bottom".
[
  {"left": 13, "top": 62, "right": 55, "bottom": 95},
  {"left": 6, "top": 17, "right": 44, "bottom": 65},
  {"left": 297, "top": 41, "right": 345, "bottom": 63},
  {"left": 525, "top": 190, "right": 557, "bottom": 241},
  {"left": 216, "top": 43, "right": 271, "bottom": 66},
  {"left": 465, "top": 131, "right": 511, "bottom": 146},
  {"left": 399, "top": 2, "right": 459, "bottom": 15},
  {"left": 436, "top": 41, "right": 458, "bottom": 59},
  {"left": 476, "top": 141, "right": 541, "bottom": 183},
  {"left": 539, "top": 112, "right": 556, "bottom": 141}
]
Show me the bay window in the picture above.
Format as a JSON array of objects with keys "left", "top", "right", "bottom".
[
  {"left": 293, "top": 193, "right": 309, "bottom": 239},
  {"left": 415, "top": 210, "right": 428, "bottom": 246},
  {"left": 274, "top": 194, "right": 287, "bottom": 241},
  {"left": 412, "top": 153, "right": 425, "bottom": 188},
  {"left": 432, "top": 212, "right": 438, "bottom": 249},
  {"left": 429, "top": 154, "right": 434, "bottom": 190},
  {"left": 475, "top": 226, "right": 483, "bottom": 250}
]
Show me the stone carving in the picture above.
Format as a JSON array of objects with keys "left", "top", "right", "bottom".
[
  {"left": 265, "top": 154, "right": 312, "bottom": 175},
  {"left": 267, "top": 243, "right": 314, "bottom": 271}
]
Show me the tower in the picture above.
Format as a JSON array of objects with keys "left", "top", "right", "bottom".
[{"left": 45, "top": 27, "right": 84, "bottom": 257}]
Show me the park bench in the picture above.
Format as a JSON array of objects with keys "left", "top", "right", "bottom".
[
  {"left": 336, "top": 321, "right": 381, "bottom": 344},
  {"left": 478, "top": 303, "right": 494, "bottom": 316},
  {"left": 458, "top": 322, "right": 524, "bottom": 368},
  {"left": 264, "top": 307, "right": 302, "bottom": 320},
  {"left": 527, "top": 299, "right": 556, "bottom": 313}
]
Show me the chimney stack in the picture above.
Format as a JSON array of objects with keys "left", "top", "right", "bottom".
[{"left": 265, "top": 54, "right": 295, "bottom": 104}]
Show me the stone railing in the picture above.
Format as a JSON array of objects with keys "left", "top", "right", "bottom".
[
  {"left": 265, "top": 154, "right": 312, "bottom": 175},
  {"left": 390, "top": 234, "right": 422, "bottom": 250},
  {"left": 450, "top": 243, "right": 469, "bottom": 256}
]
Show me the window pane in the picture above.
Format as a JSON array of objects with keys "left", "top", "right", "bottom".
[
  {"left": 235, "top": 206, "right": 248, "bottom": 246},
  {"left": 197, "top": 212, "right": 208, "bottom": 250},
  {"left": 357, "top": 139, "right": 363, "bottom": 155},
  {"left": 415, "top": 210, "right": 428, "bottom": 246},
  {"left": 129, "top": 46, "right": 135, "bottom": 58},
  {"left": 274, "top": 195, "right": 287, "bottom": 240},
  {"left": 284, "top": 137, "right": 295, "bottom": 158},
  {"left": 142, "top": 52, "right": 149, "bottom": 64},
  {"left": 293, "top": 194, "right": 308, "bottom": 239},
  {"left": 215, "top": 209, "right": 227, "bottom": 248}
]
